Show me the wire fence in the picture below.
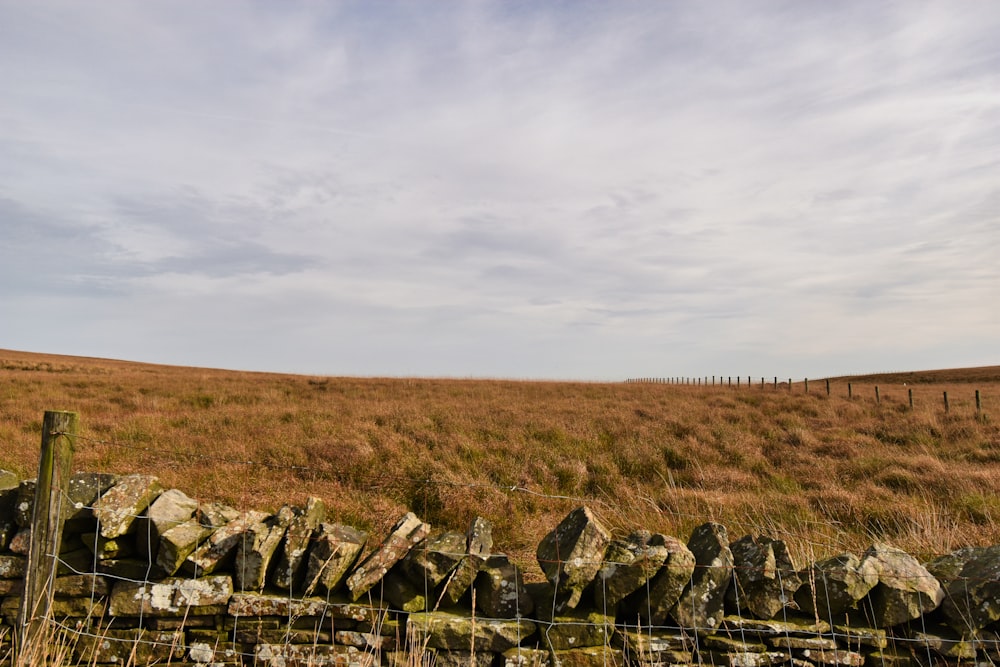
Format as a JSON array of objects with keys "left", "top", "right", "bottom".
[{"left": 4, "top": 418, "right": 1000, "bottom": 666}]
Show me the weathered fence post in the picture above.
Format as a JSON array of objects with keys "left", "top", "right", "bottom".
[
  {"left": 943, "top": 391, "right": 949, "bottom": 414},
  {"left": 908, "top": 388, "right": 913, "bottom": 410},
  {"left": 788, "top": 378, "right": 792, "bottom": 392},
  {"left": 848, "top": 383, "right": 853, "bottom": 399},
  {"left": 826, "top": 379, "right": 830, "bottom": 396},
  {"left": 976, "top": 390, "right": 982, "bottom": 416},
  {"left": 17, "top": 410, "right": 77, "bottom": 655},
  {"left": 774, "top": 376, "right": 778, "bottom": 389},
  {"left": 804, "top": 378, "right": 809, "bottom": 393},
  {"left": 875, "top": 386, "right": 880, "bottom": 405}
]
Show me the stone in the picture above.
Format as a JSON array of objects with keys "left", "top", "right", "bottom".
[
  {"left": 403, "top": 531, "right": 466, "bottom": 589},
  {"left": 794, "top": 553, "right": 878, "bottom": 616},
  {"left": 548, "top": 647, "right": 625, "bottom": 667},
  {"left": 303, "top": 522, "right": 368, "bottom": 595},
  {"left": 408, "top": 611, "right": 536, "bottom": 652},
  {"left": 196, "top": 501, "right": 242, "bottom": 528},
  {"left": 1, "top": 595, "right": 105, "bottom": 623},
  {"left": 619, "top": 534, "right": 696, "bottom": 625},
  {"left": 52, "top": 574, "right": 111, "bottom": 597},
  {"left": 728, "top": 535, "right": 802, "bottom": 620},
  {"left": 440, "top": 553, "right": 485, "bottom": 606},
  {"left": 334, "top": 629, "right": 398, "bottom": 651},
  {"left": 80, "top": 531, "right": 135, "bottom": 560},
  {"left": 273, "top": 496, "right": 327, "bottom": 594},
  {"left": 73, "top": 629, "right": 184, "bottom": 665},
  {"left": 475, "top": 554, "right": 534, "bottom": 618},
  {"left": 92, "top": 474, "right": 163, "bottom": 538},
  {"left": 700, "top": 649, "right": 794, "bottom": 667},
  {"left": 135, "top": 488, "right": 199, "bottom": 558},
  {"left": 722, "top": 615, "right": 831, "bottom": 638},
  {"left": 14, "top": 479, "right": 35, "bottom": 527},
  {"left": 593, "top": 530, "right": 671, "bottom": 612},
  {"left": 157, "top": 518, "right": 214, "bottom": 575},
  {"left": 228, "top": 591, "right": 383, "bottom": 623},
  {"left": 536, "top": 506, "right": 611, "bottom": 612},
  {"left": 671, "top": 522, "right": 733, "bottom": 634},
  {"left": 937, "top": 544, "right": 1000, "bottom": 633},
  {"left": 0, "top": 469, "right": 17, "bottom": 491},
  {"left": 908, "top": 625, "right": 978, "bottom": 660},
  {"left": 0, "top": 555, "right": 25, "bottom": 579},
  {"left": 234, "top": 506, "right": 295, "bottom": 591},
  {"left": 426, "top": 650, "right": 495, "bottom": 667},
  {"left": 380, "top": 569, "right": 429, "bottom": 612},
  {"left": 537, "top": 608, "right": 614, "bottom": 650},
  {"left": 109, "top": 575, "right": 233, "bottom": 616},
  {"left": 767, "top": 636, "right": 838, "bottom": 651},
  {"left": 467, "top": 516, "right": 494, "bottom": 556},
  {"left": 0, "top": 518, "right": 14, "bottom": 552},
  {"left": 503, "top": 647, "right": 554, "bottom": 667},
  {"left": 831, "top": 624, "right": 887, "bottom": 649},
  {"left": 346, "top": 511, "right": 431, "bottom": 601},
  {"left": 859, "top": 542, "right": 943, "bottom": 627},
  {"left": 64, "top": 472, "right": 118, "bottom": 530},
  {"left": 183, "top": 509, "right": 268, "bottom": 576},
  {"left": 255, "top": 644, "right": 366, "bottom": 667},
  {"left": 798, "top": 648, "right": 865, "bottom": 666},
  {"left": 96, "top": 557, "right": 159, "bottom": 581}
]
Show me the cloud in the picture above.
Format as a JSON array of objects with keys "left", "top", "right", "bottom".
[{"left": 1, "top": 1, "right": 998, "bottom": 377}]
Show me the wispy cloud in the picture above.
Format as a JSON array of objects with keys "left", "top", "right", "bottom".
[{"left": 1, "top": 1, "right": 998, "bottom": 377}]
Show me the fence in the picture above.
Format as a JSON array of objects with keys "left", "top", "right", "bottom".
[{"left": 3, "top": 411, "right": 1000, "bottom": 666}]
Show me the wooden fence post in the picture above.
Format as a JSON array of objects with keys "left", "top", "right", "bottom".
[
  {"left": 788, "top": 378, "right": 792, "bottom": 392},
  {"left": 848, "top": 383, "right": 853, "bottom": 399},
  {"left": 943, "top": 391, "right": 949, "bottom": 413},
  {"left": 774, "top": 377, "right": 777, "bottom": 389},
  {"left": 875, "top": 386, "right": 880, "bottom": 405},
  {"left": 908, "top": 388, "right": 913, "bottom": 410},
  {"left": 976, "top": 390, "right": 982, "bottom": 416},
  {"left": 826, "top": 379, "right": 830, "bottom": 396},
  {"left": 804, "top": 378, "right": 809, "bottom": 393},
  {"left": 17, "top": 410, "right": 77, "bottom": 655}
]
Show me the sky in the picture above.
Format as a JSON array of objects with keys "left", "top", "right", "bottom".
[{"left": 1, "top": 1, "right": 998, "bottom": 380}]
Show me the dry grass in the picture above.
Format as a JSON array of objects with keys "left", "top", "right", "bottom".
[{"left": 2, "top": 349, "right": 1000, "bottom": 577}]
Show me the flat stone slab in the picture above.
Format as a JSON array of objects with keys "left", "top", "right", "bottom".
[
  {"left": 475, "top": 554, "right": 534, "bottom": 618},
  {"left": 73, "top": 629, "right": 184, "bottom": 666},
  {"left": 408, "top": 611, "right": 536, "bottom": 653},
  {"left": 593, "top": 530, "right": 671, "bottom": 612},
  {"left": 0, "top": 555, "right": 25, "bottom": 579},
  {"left": 273, "top": 496, "right": 327, "bottom": 593},
  {"left": 109, "top": 575, "right": 233, "bottom": 616},
  {"left": 227, "top": 592, "right": 384, "bottom": 623},
  {"left": 346, "top": 511, "right": 431, "bottom": 600},
  {"left": 92, "top": 474, "right": 164, "bottom": 538},
  {"left": 794, "top": 552, "right": 878, "bottom": 616},
  {"left": 536, "top": 506, "right": 611, "bottom": 612},
  {"left": 157, "top": 518, "right": 214, "bottom": 575},
  {"left": 403, "top": 531, "right": 466, "bottom": 588},
  {"left": 860, "top": 542, "right": 943, "bottom": 627},
  {"left": 538, "top": 609, "right": 614, "bottom": 651},
  {"left": 183, "top": 509, "right": 268, "bottom": 576},
  {"left": 728, "top": 534, "right": 801, "bottom": 620},
  {"left": 671, "top": 522, "right": 733, "bottom": 634},
  {"left": 137, "top": 488, "right": 198, "bottom": 556},
  {"left": 303, "top": 522, "right": 368, "bottom": 595},
  {"left": 255, "top": 644, "right": 366, "bottom": 667},
  {"left": 235, "top": 506, "right": 295, "bottom": 591},
  {"left": 619, "top": 533, "right": 695, "bottom": 625}
]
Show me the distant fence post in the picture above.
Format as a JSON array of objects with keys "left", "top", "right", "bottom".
[
  {"left": 875, "top": 386, "right": 880, "bottom": 405},
  {"left": 774, "top": 377, "right": 777, "bottom": 389},
  {"left": 788, "top": 378, "right": 792, "bottom": 392},
  {"left": 943, "top": 391, "right": 949, "bottom": 414},
  {"left": 976, "top": 390, "right": 982, "bottom": 416},
  {"left": 909, "top": 388, "right": 913, "bottom": 410},
  {"left": 17, "top": 410, "right": 77, "bottom": 655},
  {"left": 804, "top": 378, "right": 809, "bottom": 393},
  {"left": 848, "top": 383, "right": 853, "bottom": 399},
  {"left": 826, "top": 379, "right": 830, "bottom": 396}
]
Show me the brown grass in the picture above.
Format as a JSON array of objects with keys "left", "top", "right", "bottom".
[{"left": 2, "top": 349, "right": 999, "bottom": 577}]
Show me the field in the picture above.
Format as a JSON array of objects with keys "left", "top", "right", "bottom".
[{"left": 2, "top": 348, "right": 1000, "bottom": 578}]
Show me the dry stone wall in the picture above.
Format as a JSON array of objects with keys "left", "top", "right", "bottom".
[{"left": 1, "top": 470, "right": 999, "bottom": 666}]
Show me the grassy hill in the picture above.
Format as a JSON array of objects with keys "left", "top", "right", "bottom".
[{"left": 2, "top": 349, "right": 998, "bottom": 576}]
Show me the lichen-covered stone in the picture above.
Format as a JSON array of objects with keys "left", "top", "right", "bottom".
[
  {"left": 440, "top": 553, "right": 485, "bottom": 606},
  {"left": 380, "top": 569, "right": 429, "bottom": 612},
  {"left": 936, "top": 544, "right": 1000, "bottom": 634},
  {"left": 135, "top": 488, "right": 198, "bottom": 557},
  {"left": 0, "top": 469, "right": 17, "bottom": 491},
  {"left": 346, "top": 511, "right": 430, "bottom": 601},
  {"left": 183, "top": 509, "right": 268, "bottom": 576},
  {"left": 503, "top": 647, "right": 554, "bottom": 667},
  {"left": 475, "top": 554, "right": 534, "bottom": 618},
  {"left": 670, "top": 522, "right": 733, "bottom": 634},
  {"left": 92, "top": 474, "right": 163, "bottom": 539},
  {"left": 234, "top": 506, "right": 295, "bottom": 591},
  {"left": 619, "top": 533, "right": 695, "bottom": 626},
  {"left": 273, "top": 496, "right": 327, "bottom": 593},
  {"left": 228, "top": 591, "right": 383, "bottom": 623},
  {"left": 467, "top": 516, "right": 494, "bottom": 556},
  {"left": 794, "top": 553, "right": 878, "bottom": 616},
  {"left": 537, "top": 608, "right": 614, "bottom": 650},
  {"left": 403, "top": 531, "right": 466, "bottom": 589},
  {"left": 408, "top": 611, "right": 536, "bottom": 652},
  {"left": 860, "top": 542, "right": 943, "bottom": 627},
  {"left": 156, "top": 518, "right": 214, "bottom": 576},
  {"left": 109, "top": 575, "right": 233, "bottom": 616},
  {"left": 64, "top": 472, "right": 118, "bottom": 530},
  {"left": 548, "top": 646, "right": 624, "bottom": 667},
  {"left": 536, "top": 506, "right": 611, "bottom": 612},
  {"left": 73, "top": 628, "right": 184, "bottom": 665},
  {"left": 593, "top": 530, "right": 671, "bottom": 612},
  {"left": 303, "top": 522, "right": 368, "bottom": 595},
  {"left": 14, "top": 479, "right": 35, "bottom": 527},
  {"left": 80, "top": 531, "right": 135, "bottom": 560},
  {"left": 798, "top": 648, "right": 865, "bottom": 666},
  {"left": 727, "top": 535, "right": 802, "bottom": 620}
]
